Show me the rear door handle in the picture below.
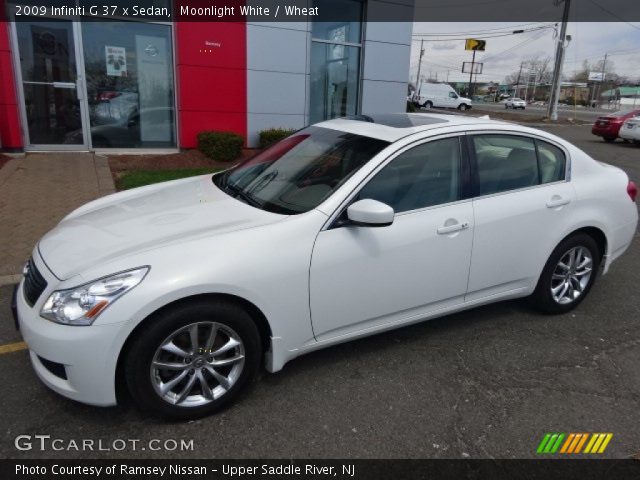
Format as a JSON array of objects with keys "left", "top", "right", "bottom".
[
  {"left": 437, "top": 221, "right": 469, "bottom": 235},
  {"left": 546, "top": 196, "right": 571, "bottom": 208}
]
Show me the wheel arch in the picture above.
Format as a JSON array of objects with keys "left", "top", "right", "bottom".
[
  {"left": 114, "top": 293, "right": 273, "bottom": 403},
  {"left": 563, "top": 226, "right": 607, "bottom": 261}
]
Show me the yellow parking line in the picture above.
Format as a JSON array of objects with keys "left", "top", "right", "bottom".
[{"left": 0, "top": 341, "right": 27, "bottom": 355}]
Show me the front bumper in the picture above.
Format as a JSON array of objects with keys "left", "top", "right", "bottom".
[{"left": 15, "top": 258, "right": 124, "bottom": 406}]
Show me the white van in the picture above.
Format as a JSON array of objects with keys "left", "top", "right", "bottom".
[{"left": 414, "top": 83, "right": 472, "bottom": 111}]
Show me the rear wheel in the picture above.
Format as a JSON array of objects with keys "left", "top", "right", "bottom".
[
  {"left": 603, "top": 136, "right": 616, "bottom": 143},
  {"left": 531, "top": 233, "right": 600, "bottom": 314},
  {"left": 125, "top": 300, "right": 261, "bottom": 419},
  {"left": 423, "top": 101, "right": 433, "bottom": 109}
]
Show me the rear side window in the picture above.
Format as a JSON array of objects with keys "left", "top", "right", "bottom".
[{"left": 472, "top": 135, "right": 566, "bottom": 196}]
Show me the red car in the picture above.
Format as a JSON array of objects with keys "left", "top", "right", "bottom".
[{"left": 592, "top": 109, "right": 640, "bottom": 142}]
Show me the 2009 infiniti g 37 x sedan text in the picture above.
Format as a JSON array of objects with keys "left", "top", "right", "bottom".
[{"left": 15, "top": 113, "right": 638, "bottom": 419}]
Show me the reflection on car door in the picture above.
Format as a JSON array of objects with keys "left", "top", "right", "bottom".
[
  {"left": 309, "top": 136, "right": 474, "bottom": 341},
  {"left": 466, "top": 133, "right": 575, "bottom": 301}
]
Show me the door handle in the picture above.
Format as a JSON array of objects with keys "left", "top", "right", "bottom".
[
  {"left": 52, "top": 82, "right": 76, "bottom": 89},
  {"left": 546, "top": 196, "right": 571, "bottom": 208},
  {"left": 437, "top": 221, "right": 469, "bottom": 235}
]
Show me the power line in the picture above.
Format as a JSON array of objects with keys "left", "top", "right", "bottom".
[
  {"left": 411, "top": 25, "right": 552, "bottom": 41},
  {"left": 412, "top": 22, "right": 550, "bottom": 36}
]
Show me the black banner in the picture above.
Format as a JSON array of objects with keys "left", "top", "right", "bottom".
[
  {"left": 4, "top": 0, "right": 640, "bottom": 22},
  {"left": 3, "top": 459, "right": 640, "bottom": 480}
]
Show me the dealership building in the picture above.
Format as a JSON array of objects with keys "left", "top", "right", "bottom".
[{"left": 0, "top": 1, "right": 412, "bottom": 152}]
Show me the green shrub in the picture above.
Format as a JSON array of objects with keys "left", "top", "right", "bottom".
[
  {"left": 406, "top": 100, "right": 417, "bottom": 112},
  {"left": 197, "top": 131, "right": 244, "bottom": 162},
  {"left": 258, "top": 128, "right": 296, "bottom": 149}
]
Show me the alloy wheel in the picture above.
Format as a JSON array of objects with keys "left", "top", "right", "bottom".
[
  {"left": 150, "top": 322, "right": 245, "bottom": 407},
  {"left": 550, "top": 246, "right": 593, "bottom": 305}
]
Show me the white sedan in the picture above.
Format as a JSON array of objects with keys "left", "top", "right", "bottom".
[
  {"left": 15, "top": 114, "right": 638, "bottom": 419},
  {"left": 505, "top": 97, "right": 527, "bottom": 109},
  {"left": 619, "top": 115, "right": 640, "bottom": 143}
]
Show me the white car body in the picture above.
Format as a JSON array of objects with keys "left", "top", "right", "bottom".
[
  {"left": 414, "top": 83, "right": 472, "bottom": 110},
  {"left": 16, "top": 113, "right": 637, "bottom": 408},
  {"left": 619, "top": 115, "right": 640, "bottom": 141},
  {"left": 505, "top": 97, "right": 527, "bottom": 109}
]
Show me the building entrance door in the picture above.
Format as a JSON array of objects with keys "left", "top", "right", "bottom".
[{"left": 12, "top": 19, "right": 89, "bottom": 150}]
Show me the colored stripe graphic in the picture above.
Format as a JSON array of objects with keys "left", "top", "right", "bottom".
[
  {"left": 584, "top": 433, "right": 613, "bottom": 454},
  {"left": 538, "top": 433, "right": 613, "bottom": 454},
  {"left": 537, "top": 433, "right": 565, "bottom": 454}
]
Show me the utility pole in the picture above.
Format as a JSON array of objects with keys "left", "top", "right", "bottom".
[
  {"left": 468, "top": 49, "right": 477, "bottom": 98},
  {"left": 547, "top": 0, "right": 572, "bottom": 120},
  {"left": 415, "top": 39, "right": 425, "bottom": 97},
  {"left": 514, "top": 62, "right": 524, "bottom": 98},
  {"left": 600, "top": 53, "right": 608, "bottom": 108}
]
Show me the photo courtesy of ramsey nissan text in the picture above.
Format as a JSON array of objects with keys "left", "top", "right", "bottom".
[{"left": 1, "top": 1, "right": 640, "bottom": 479}]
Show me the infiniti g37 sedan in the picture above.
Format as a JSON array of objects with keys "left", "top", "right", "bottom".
[{"left": 14, "top": 113, "right": 638, "bottom": 419}]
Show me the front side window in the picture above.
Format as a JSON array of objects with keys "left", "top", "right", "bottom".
[
  {"left": 358, "top": 137, "right": 461, "bottom": 213},
  {"left": 472, "top": 135, "right": 566, "bottom": 196},
  {"left": 214, "top": 127, "right": 389, "bottom": 215}
]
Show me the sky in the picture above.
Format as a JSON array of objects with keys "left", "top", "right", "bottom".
[{"left": 409, "top": 22, "right": 640, "bottom": 85}]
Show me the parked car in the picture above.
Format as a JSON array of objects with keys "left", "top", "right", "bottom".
[
  {"left": 505, "top": 97, "right": 527, "bottom": 109},
  {"left": 618, "top": 115, "right": 640, "bottom": 144},
  {"left": 15, "top": 113, "right": 638, "bottom": 419},
  {"left": 592, "top": 109, "right": 640, "bottom": 142},
  {"left": 414, "top": 83, "right": 472, "bottom": 111}
]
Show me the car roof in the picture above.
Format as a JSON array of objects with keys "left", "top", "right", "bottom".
[{"left": 314, "top": 113, "right": 508, "bottom": 142}]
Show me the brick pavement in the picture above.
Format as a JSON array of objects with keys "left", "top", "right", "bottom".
[{"left": 0, "top": 153, "right": 114, "bottom": 281}]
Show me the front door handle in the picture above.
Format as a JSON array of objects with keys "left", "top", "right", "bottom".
[
  {"left": 437, "top": 221, "right": 469, "bottom": 235},
  {"left": 546, "top": 196, "right": 571, "bottom": 208}
]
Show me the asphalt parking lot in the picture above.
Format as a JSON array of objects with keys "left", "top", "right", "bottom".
[{"left": 1, "top": 125, "right": 638, "bottom": 460}]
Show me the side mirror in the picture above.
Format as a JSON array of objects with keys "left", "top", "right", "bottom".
[{"left": 347, "top": 199, "right": 394, "bottom": 227}]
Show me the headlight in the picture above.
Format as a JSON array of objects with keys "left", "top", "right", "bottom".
[{"left": 40, "top": 267, "right": 149, "bottom": 326}]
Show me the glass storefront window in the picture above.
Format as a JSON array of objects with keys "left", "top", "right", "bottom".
[
  {"left": 310, "top": 0, "right": 363, "bottom": 124},
  {"left": 309, "top": 43, "right": 360, "bottom": 124},
  {"left": 311, "top": 0, "right": 362, "bottom": 43},
  {"left": 81, "top": 22, "right": 176, "bottom": 148}
]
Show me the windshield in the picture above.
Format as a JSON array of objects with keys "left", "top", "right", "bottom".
[{"left": 213, "top": 126, "right": 390, "bottom": 215}]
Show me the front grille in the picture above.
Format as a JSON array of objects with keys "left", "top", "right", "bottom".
[{"left": 23, "top": 258, "right": 47, "bottom": 307}]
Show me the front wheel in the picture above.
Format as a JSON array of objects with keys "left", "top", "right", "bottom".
[
  {"left": 125, "top": 300, "right": 261, "bottom": 419},
  {"left": 458, "top": 104, "right": 468, "bottom": 111},
  {"left": 423, "top": 101, "right": 433, "bottom": 109},
  {"left": 531, "top": 233, "right": 600, "bottom": 314}
]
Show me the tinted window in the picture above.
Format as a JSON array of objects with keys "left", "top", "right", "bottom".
[
  {"left": 214, "top": 127, "right": 389, "bottom": 215},
  {"left": 537, "top": 140, "right": 566, "bottom": 184},
  {"left": 473, "top": 135, "right": 538, "bottom": 195},
  {"left": 358, "top": 137, "right": 461, "bottom": 213},
  {"left": 473, "top": 135, "right": 566, "bottom": 195}
]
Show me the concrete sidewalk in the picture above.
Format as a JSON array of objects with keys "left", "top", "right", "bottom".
[{"left": 0, "top": 153, "right": 114, "bottom": 282}]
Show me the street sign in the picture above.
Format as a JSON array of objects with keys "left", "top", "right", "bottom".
[
  {"left": 462, "top": 62, "right": 483, "bottom": 74},
  {"left": 588, "top": 71, "right": 605, "bottom": 82},
  {"left": 465, "top": 39, "right": 486, "bottom": 51}
]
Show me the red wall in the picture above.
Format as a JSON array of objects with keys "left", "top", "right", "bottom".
[
  {"left": 175, "top": 21, "right": 247, "bottom": 148},
  {"left": 0, "top": 19, "right": 23, "bottom": 150}
]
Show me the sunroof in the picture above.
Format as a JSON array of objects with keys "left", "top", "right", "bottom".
[{"left": 344, "top": 113, "right": 448, "bottom": 128}]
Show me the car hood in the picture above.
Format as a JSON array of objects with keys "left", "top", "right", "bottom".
[{"left": 38, "top": 175, "right": 284, "bottom": 279}]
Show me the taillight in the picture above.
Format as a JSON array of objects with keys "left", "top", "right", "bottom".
[{"left": 628, "top": 181, "right": 638, "bottom": 202}]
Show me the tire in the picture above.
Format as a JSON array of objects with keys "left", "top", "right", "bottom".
[
  {"left": 458, "top": 104, "right": 468, "bottom": 111},
  {"left": 505, "top": 104, "right": 509, "bottom": 109},
  {"left": 603, "top": 136, "right": 616, "bottom": 143},
  {"left": 531, "top": 233, "right": 601, "bottom": 315},
  {"left": 125, "top": 300, "right": 261, "bottom": 420},
  {"left": 423, "top": 101, "right": 433, "bottom": 109}
]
